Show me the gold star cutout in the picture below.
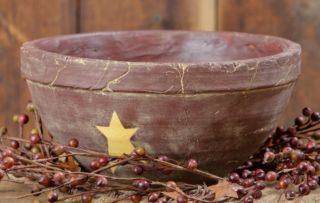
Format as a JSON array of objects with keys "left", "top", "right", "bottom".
[{"left": 96, "top": 111, "right": 138, "bottom": 173}]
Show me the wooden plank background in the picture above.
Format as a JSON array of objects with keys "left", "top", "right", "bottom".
[
  {"left": 0, "top": 0, "right": 319, "bottom": 135},
  {"left": 218, "top": 0, "right": 320, "bottom": 124},
  {"left": 0, "top": 0, "right": 77, "bottom": 134}
]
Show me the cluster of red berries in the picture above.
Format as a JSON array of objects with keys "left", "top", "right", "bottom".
[
  {"left": 228, "top": 107, "right": 320, "bottom": 203},
  {"left": 2, "top": 104, "right": 320, "bottom": 203}
]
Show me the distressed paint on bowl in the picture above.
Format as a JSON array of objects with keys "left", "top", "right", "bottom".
[{"left": 21, "top": 31, "right": 301, "bottom": 177}]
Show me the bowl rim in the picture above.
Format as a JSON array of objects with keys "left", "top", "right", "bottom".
[
  {"left": 20, "top": 30, "right": 302, "bottom": 94},
  {"left": 21, "top": 30, "right": 301, "bottom": 66}
]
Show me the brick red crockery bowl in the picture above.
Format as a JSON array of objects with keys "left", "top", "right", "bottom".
[{"left": 21, "top": 31, "right": 301, "bottom": 178}]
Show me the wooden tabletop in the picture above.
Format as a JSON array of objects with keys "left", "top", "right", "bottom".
[{"left": 1, "top": 179, "right": 320, "bottom": 203}]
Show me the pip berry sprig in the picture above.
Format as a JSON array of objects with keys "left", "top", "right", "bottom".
[
  {"left": 0, "top": 102, "right": 229, "bottom": 203},
  {"left": 1, "top": 104, "right": 320, "bottom": 203},
  {"left": 228, "top": 107, "right": 320, "bottom": 203}
]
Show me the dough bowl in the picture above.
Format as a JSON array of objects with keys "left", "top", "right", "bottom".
[{"left": 21, "top": 31, "right": 301, "bottom": 177}]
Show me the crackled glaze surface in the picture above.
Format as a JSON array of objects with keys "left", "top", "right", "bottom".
[{"left": 21, "top": 31, "right": 301, "bottom": 177}]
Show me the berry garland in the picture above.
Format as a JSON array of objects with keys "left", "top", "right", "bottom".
[{"left": 0, "top": 104, "right": 320, "bottom": 203}]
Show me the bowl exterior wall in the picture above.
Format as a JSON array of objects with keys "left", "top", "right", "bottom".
[{"left": 27, "top": 80, "right": 294, "bottom": 176}]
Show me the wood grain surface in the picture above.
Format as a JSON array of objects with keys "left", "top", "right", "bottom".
[
  {"left": 0, "top": 178, "right": 319, "bottom": 203},
  {"left": 0, "top": 0, "right": 76, "bottom": 134},
  {"left": 218, "top": 0, "right": 320, "bottom": 125},
  {"left": 78, "top": 0, "right": 216, "bottom": 31}
]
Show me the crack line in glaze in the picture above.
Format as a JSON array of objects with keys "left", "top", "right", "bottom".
[
  {"left": 50, "top": 65, "right": 67, "bottom": 86},
  {"left": 27, "top": 79, "right": 295, "bottom": 97},
  {"left": 102, "top": 62, "right": 131, "bottom": 92},
  {"left": 176, "top": 63, "right": 188, "bottom": 94},
  {"left": 90, "top": 61, "right": 110, "bottom": 90},
  {"left": 275, "top": 64, "right": 295, "bottom": 86}
]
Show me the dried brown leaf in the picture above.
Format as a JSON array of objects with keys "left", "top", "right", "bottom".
[
  {"left": 208, "top": 179, "right": 238, "bottom": 199},
  {"left": 67, "top": 155, "right": 81, "bottom": 172},
  {"left": 162, "top": 191, "right": 180, "bottom": 200}
]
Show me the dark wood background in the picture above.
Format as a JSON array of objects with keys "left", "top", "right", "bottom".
[{"left": 0, "top": 0, "right": 319, "bottom": 134}]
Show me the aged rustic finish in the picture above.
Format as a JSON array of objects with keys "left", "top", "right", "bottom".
[{"left": 21, "top": 31, "right": 300, "bottom": 176}]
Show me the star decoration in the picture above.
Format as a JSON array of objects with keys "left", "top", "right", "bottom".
[{"left": 96, "top": 111, "right": 138, "bottom": 173}]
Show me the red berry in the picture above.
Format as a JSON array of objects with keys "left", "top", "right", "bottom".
[
  {"left": 68, "top": 138, "right": 79, "bottom": 148},
  {"left": 81, "top": 193, "right": 93, "bottom": 203},
  {"left": 302, "top": 107, "right": 313, "bottom": 117},
  {"left": 254, "top": 169, "right": 265, "bottom": 180},
  {"left": 148, "top": 192, "right": 159, "bottom": 202},
  {"left": 53, "top": 172, "right": 65, "bottom": 185},
  {"left": 285, "top": 190, "right": 296, "bottom": 200},
  {"left": 279, "top": 178, "right": 290, "bottom": 189},
  {"left": 157, "top": 155, "right": 169, "bottom": 162},
  {"left": 297, "top": 161, "right": 309, "bottom": 172},
  {"left": 90, "top": 160, "right": 101, "bottom": 170},
  {"left": 255, "top": 181, "right": 266, "bottom": 190},
  {"left": 137, "top": 179, "right": 149, "bottom": 190},
  {"left": 98, "top": 156, "right": 109, "bottom": 166},
  {"left": 10, "top": 140, "right": 19, "bottom": 149},
  {"left": 263, "top": 151, "right": 275, "bottom": 163},
  {"left": 290, "top": 137, "right": 299, "bottom": 147},
  {"left": 18, "top": 114, "right": 29, "bottom": 125},
  {"left": 30, "top": 134, "right": 41, "bottom": 144},
  {"left": 252, "top": 190, "right": 262, "bottom": 199},
  {"left": 130, "top": 194, "right": 142, "bottom": 203},
  {"left": 311, "top": 112, "right": 320, "bottom": 121},
  {"left": 242, "top": 178, "right": 255, "bottom": 188},
  {"left": 243, "top": 195, "right": 254, "bottom": 203},
  {"left": 176, "top": 195, "right": 188, "bottom": 203},
  {"left": 47, "top": 191, "right": 58, "bottom": 202},
  {"left": 265, "top": 171, "right": 277, "bottom": 182},
  {"left": 282, "top": 147, "right": 293, "bottom": 155},
  {"left": 38, "top": 175, "right": 50, "bottom": 187},
  {"left": 186, "top": 159, "right": 198, "bottom": 170},
  {"left": 33, "top": 153, "right": 45, "bottom": 160},
  {"left": 3, "top": 156, "right": 15, "bottom": 169},
  {"left": 312, "top": 161, "right": 320, "bottom": 171},
  {"left": 242, "top": 169, "right": 253, "bottom": 179},
  {"left": 132, "top": 165, "right": 144, "bottom": 175},
  {"left": 306, "top": 141, "right": 316, "bottom": 152},
  {"left": 287, "top": 127, "right": 297, "bottom": 136},
  {"left": 156, "top": 198, "right": 168, "bottom": 203},
  {"left": 307, "top": 179, "right": 318, "bottom": 190},
  {"left": 166, "top": 181, "right": 177, "bottom": 192},
  {"left": 307, "top": 165, "right": 316, "bottom": 175},
  {"left": 298, "top": 183, "right": 310, "bottom": 195},
  {"left": 2, "top": 148, "right": 14, "bottom": 157},
  {"left": 295, "top": 116, "right": 305, "bottom": 126},
  {"left": 228, "top": 172, "right": 240, "bottom": 183},
  {"left": 96, "top": 176, "right": 108, "bottom": 187}
]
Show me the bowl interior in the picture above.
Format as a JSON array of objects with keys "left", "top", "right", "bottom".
[{"left": 30, "top": 31, "right": 291, "bottom": 63}]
